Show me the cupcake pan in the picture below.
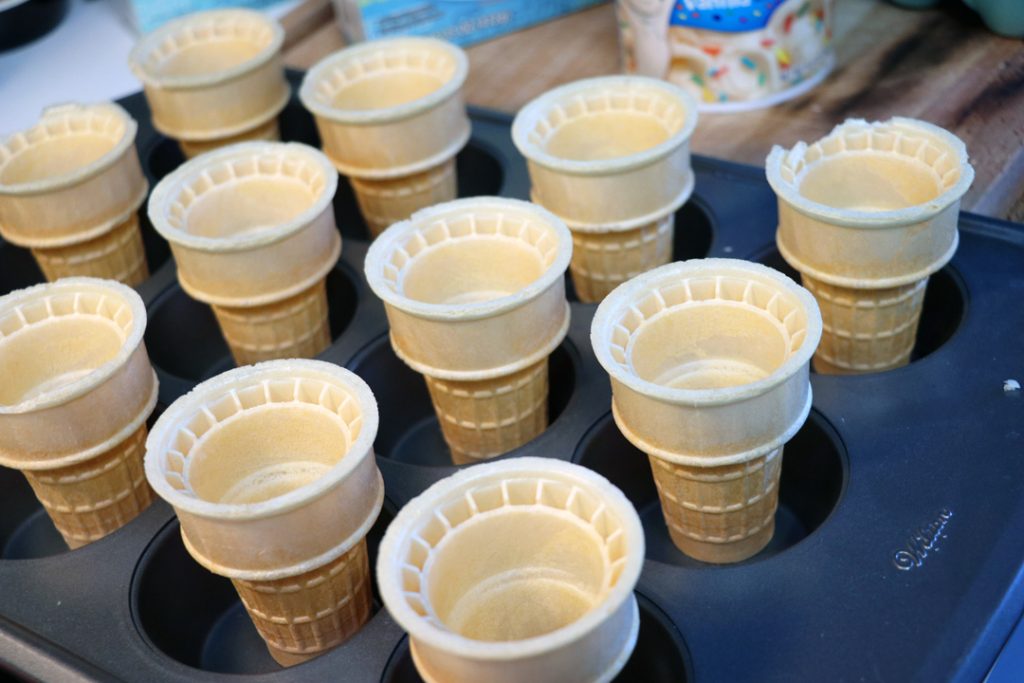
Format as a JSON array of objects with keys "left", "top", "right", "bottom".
[{"left": 0, "top": 71, "right": 1022, "bottom": 682}]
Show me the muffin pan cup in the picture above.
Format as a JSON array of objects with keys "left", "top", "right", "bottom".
[{"left": 0, "top": 71, "right": 1022, "bottom": 682}]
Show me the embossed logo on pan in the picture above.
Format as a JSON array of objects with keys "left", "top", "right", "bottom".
[{"left": 892, "top": 509, "right": 953, "bottom": 571}]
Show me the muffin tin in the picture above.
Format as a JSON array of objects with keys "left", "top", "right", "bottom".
[{"left": 0, "top": 71, "right": 1022, "bottom": 682}]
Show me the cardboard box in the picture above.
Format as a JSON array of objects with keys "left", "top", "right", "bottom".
[{"left": 333, "top": 0, "right": 606, "bottom": 46}]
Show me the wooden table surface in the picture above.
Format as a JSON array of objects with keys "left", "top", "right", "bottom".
[{"left": 281, "top": 0, "right": 1024, "bottom": 221}]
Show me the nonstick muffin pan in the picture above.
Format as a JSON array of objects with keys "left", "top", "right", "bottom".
[{"left": 0, "top": 70, "right": 1022, "bottom": 683}]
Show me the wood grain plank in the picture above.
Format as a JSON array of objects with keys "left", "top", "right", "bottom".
[{"left": 280, "top": 0, "right": 1024, "bottom": 219}]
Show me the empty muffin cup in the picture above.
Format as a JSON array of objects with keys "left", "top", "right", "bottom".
[
  {"left": 148, "top": 142, "right": 341, "bottom": 366},
  {"left": 364, "top": 197, "right": 572, "bottom": 463},
  {"left": 0, "top": 103, "right": 149, "bottom": 285},
  {"left": 512, "top": 76, "right": 697, "bottom": 302},
  {"left": 300, "top": 37, "right": 470, "bottom": 236},
  {"left": 766, "top": 117, "right": 974, "bottom": 373},
  {"left": 144, "top": 359, "right": 384, "bottom": 666},
  {"left": 0, "top": 278, "right": 158, "bottom": 548},
  {"left": 377, "top": 457, "right": 644, "bottom": 683},
  {"left": 128, "top": 9, "right": 289, "bottom": 157},
  {"left": 591, "top": 259, "right": 822, "bottom": 563}
]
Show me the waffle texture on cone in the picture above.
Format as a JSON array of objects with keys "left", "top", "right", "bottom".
[
  {"left": 378, "top": 458, "right": 644, "bottom": 683},
  {"left": 129, "top": 9, "right": 288, "bottom": 141},
  {"left": 766, "top": 117, "right": 973, "bottom": 288},
  {"left": 566, "top": 211, "right": 674, "bottom": 303},
  {"left": 365, "top": 197, "right": 572, "bottom": 380},
  {"left": 591, "top": 259, "right": 821, "bottom": 463},
  {"left": 350, "top": 158, "right": 457, "bottom": 238},
  {"left": 148, "top": 141, "right": 340, "bottom": 308},
  {"left": 512, "top": 76, "right": 697, "bottom": 229},
  {"left": 0, "top": 102, "right": 147, "bottom": 247},
  {"left": 32, "top": 213, "right": 149, "bottom": 286},
  {"left": 145, "top": 360, "right": 383, "bottom": 664},
  {"left": 299, "top": 37, "right": 470, "bottom": 178},
  {"left": 0, "top": 278, "right": 157, "bottom": 466},
  {"left": 0, "top": 278, "right": 157, "bottom": 548}
]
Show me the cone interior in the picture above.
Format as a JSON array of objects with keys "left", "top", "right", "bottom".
[
  {"left": 397, "top": 475, "right": 629, "bottom": 642},
  {"left": 164, "top": 147, "right": 330, "bottom": 242},
  {"left": 608, "top": 272, "right": 810, "bottom": 390},
  {"left": 379, "top": 206, "right": 561, "bottom": 306},
  {"left": 159, "top": 375, "right": 364, "bottom": 506},
  {"left": 523, "top": 82, "right": 688, "bottom": 162},
  {"left": 0, "top": 285, "right": 134, "bottom": 408},
  {"left": 778, "top": 122, "right": 965, "bottom": 212},
  {"left": 0, "top": 106, "right": 127, "bottom": 187},
  {"left": 308, "top": 42, "right": 460, "bottom": 112},
  {"left": 135, "top": 12, "right": 276, "bottom": 81}
]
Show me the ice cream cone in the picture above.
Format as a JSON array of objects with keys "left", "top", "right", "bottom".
[
  {"left": 300, "top": 38, "right": 469, "bottom": 234},
  {"left": 512, "top": 76, "right": 698, "bottom": 230},
  {"left": 364, "top": 198, "right": 572, "bottom": 463},
  {"left": 144, "top": 360, "right": 384, "bottom": 666},
  {"left": 349, "top": 158, "right": 456, "bottom": 238},
  {"left": 377, "top": 458, "right": 644, "bottom": 683},
  {"left": 560, "top": 207, "right": 674, "bottom": 303},
  {"left": 0, "top": 278, "right": 158, "bottom": 549},
  {"left": 178, "top": 116, "right": 280, "bottom": 159},
  {"left": 766, "top": 117, "right": 974, "bottom": 374},
  {"left": 128, "top": 9, "right": 288, "bottom": 156},
  {"left": 0, "top": 103, "right": 149, "bottom": 285},
  {"left": 148, "top": 142, "right": 340, "bottom": 367},
  {"left": 31, "top": 212, "right": 148, "bottom": 286},
  {"left": 592, "top": 259, "right": 821, "bottom": 563}
]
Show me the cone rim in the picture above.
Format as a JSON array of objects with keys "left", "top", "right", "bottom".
[
  {"left": 591, "top": 258, "right": 822, "bottom": 407},
  {"left": 511, "top": 75, "right": 699, "bottom": 176},
  {"left": 0, "top": 102, "right": 139, "bottom": 196},
  {"left": 145, "top": 359, "right": 380, "bottom": 522},
  {"left": 0, "top": 277, "right": 149, "bottom": 415},
  {"left": 377, "top": 457, "right": 644, "bottom": 662},
  {"left": 765, "top": 116, "right": 975, "bottom": 228},
  {"left": 128, "top": 9, "right": 285, "bottom": 91}
]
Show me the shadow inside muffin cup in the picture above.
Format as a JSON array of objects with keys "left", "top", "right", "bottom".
[
  {"left": 131, "top": 505, "right": 395, "bottom": 674},
  {"left": 574, "top": 409, "right": 846, "bottom": 567},
  {"left": 349, "top": 335, "right": 577, "bottom": 468},
  {"left": 144, "top": 265, "right": 359, "bottom": 401}
]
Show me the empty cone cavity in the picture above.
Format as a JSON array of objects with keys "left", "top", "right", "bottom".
[
  {"left": 149, "top": 142, "right": 340, "bottom": 364},
  {"left": 591, "top": 259, "right": 821, "bottom": 563},
  {"left": 766, "top": 117, "right": 973, "bottom": 373},
  {"left": 365, "top": 198, "right": 571, "bottom": 461},
  {"left": 512, "top": 76, "right": 698, "bottom": 229},
  {"left": 378, "top": 458, "right": 643, "bottom": 683},
  {"left": 129, "top": 9, "right": 288, "bottom": 143},
  {"left": 0, "top": 278, "right": 157, "bottom": 547},
  {"left": 0, "top": 103, "right": 147, "bottom": 251},
  {"left": 144, "top": 360, "right": 383, "bottom": 664},
  {"left": 300, "top": 37, "right": 470, "bottom": 178}
]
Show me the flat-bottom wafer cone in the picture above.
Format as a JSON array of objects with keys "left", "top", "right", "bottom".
[
  {"left": 349, "top": 158, "right": 456, "bottom": 238},
  {"left": 232, "top": 537, "right": 373, "bottom": 666},
  {"left": 212, "top": 280, "right": 330, "bottom": 367},
  {"left": 22, "top": 422, "right": 153, "bottom": 549},
  {"left": 30, "top": 213, "right": 149, "bottom": 286},
  {"left": 649, "top": 446, "right": 782, "bottom": 564},
  {"left": 801, "top": 275, "right": 927, "bottom": 375},
  {"left": 424, "top": 358, "right": 548, "bottom": 465},
  {"left": 178, "top": 117, "right": 281, "bottom": 159},
  {"left": 569, "top": 213, "right": 674, "bottom": 303}
]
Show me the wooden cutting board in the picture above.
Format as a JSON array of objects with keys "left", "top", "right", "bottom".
[{"left": 280, "top": 0, "right": 1024, "bottom": 221}]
